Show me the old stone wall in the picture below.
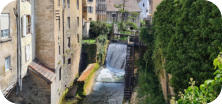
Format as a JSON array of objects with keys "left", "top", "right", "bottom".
[
  {"left": 0, "top": 1, "right": 17, "bottom": 95},
  {"left": 20, "top": 1, "right": 33, "bottom": 79},
  {"left": 79, "top": 44, "right": 97, "bottom": 74},
  {"left": 83, "top": 0, "right": 97, "bottom": 21},
  {"left": 35, "top": 0, "right": 55, "bottom": 69},
  {"left": 151, "top": 0, "right": 162, "bottom": 16}
]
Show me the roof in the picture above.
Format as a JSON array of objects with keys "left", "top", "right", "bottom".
[
  {"left": 107, "top": 0, "right": 141, "bottom": 12},
  {"left": 28, "top": 62, "right": 56, "bottom": 83}
]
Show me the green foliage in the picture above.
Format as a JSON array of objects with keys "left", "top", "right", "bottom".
[
  {"left": 89, "top": 21, "right": 112, "bottom": 38},
  {"left": 153, "top": 0, "right": 222, "bottom": 94},
  {"left": 136, "top": 25, "right": 166, "bottom": 104},
  {"left": 96, "top": 35, "right": 109, "bottom": 65},
  {"left": 82, "top": 39, "right": 96, "bottom": 44},
  {"left": 177, "top": 54, "right": 222, "bottom": 103},
  {"left": 118, "top": 21, "right": 138, "bottom": 35}
]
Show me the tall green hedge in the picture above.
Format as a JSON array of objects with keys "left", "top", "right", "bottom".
[{"left": 153, "top": 0, "right": 222, "bottom": 94}]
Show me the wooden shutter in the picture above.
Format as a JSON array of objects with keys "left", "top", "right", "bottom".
[{"left": 22, "top": 15, "right": 26, "bottom": 36}]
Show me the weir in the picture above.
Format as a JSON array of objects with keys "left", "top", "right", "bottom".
[{"left": 83, "top": 43, "right": 128, "bottom": 104}]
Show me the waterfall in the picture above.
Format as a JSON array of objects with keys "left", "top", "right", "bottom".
[
  {"left": 106, "top": 43, "right": 127, "bottom": 70},
  {"left": 96, "top": 43, "right": 127, "bottom": 83},
  {"left": 84, "top": 43, "right": 127, "bottom": 104}
]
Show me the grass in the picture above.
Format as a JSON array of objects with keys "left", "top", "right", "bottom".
[
  {"left": 120, "top": 36, "right": 128, "bottom": 41},
  {"left": 120, "top": 31, "right": 132, "bottom": 35},
  {"left": 82, "top": 39, "right": 96, "bottom": 44}
]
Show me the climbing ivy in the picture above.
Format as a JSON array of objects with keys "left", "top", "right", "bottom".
[{"left": 96, "top": 35, "right": 109, "bottom": 65}]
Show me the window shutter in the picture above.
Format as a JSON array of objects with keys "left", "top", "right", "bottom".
[{"left": 23, "top": 15, "right": 26, "bottom": 36}]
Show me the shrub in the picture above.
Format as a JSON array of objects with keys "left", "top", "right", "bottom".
[{"left": 89, "top": 21, "right": 112, "bottom": 38}]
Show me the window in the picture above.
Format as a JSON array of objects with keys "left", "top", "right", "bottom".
[
  {"left": 26, "top": 15, "right": 31, "bottom": 34},
  {"left": 87, "top": 6, "right": 93, "bottom": 13},
  {"left": 22, "top": 15, "right": 31, "bottom": 36},
  {"left": 89, "top": 18, "right": 92, "bottom": 21},
  {"left": 5, "top": 56, "right": 11, "bottom": 72},
  {"left": 56, "top": 17, "right": 60, "bottom": 31},
  {"left": 77, "top": 34, "right": 79, "bottom": 43},
  {"left": 67, "top": 17, "right": 70, "bottom": 28},
  {"left": 143, "top": 3, "right": 145, "bottom": 7},
  {"left": 0, "top": 14, "right": 10, "bottom": 39},
  {"left": 25, "top": 44, "right": 31, "bottom": 62},
  {"left": 63, "top": 0, "right": 66, "bottom": 8},
  {"left": 67, "top": 0, "right": 70, "bottom": 8},
  {"left": 88, "top": 0, "right": 93, "bottom": 2},
  {"left": 63, "top": 56, "right": 65, "bottom": 64},
  {"left": 59, "top": 46, "right": 61, "bottom": 55},
  {"left": 59, "top": 68, "right": 61, "bottom": 80},
  {"left": 77, "top": 0, "right": 79, "bottom": 9},
  {"left": 68, "top": 37, "right": 70, "bottom": 48},
  {"left": 58, "top": 0, "right": 60, "bottom": 6},
  {"left": 77, "top": 17, "right": 79, "bottom": 27},
  {"left": 68, "top": 58, "right": 71, "bottom": 64}
]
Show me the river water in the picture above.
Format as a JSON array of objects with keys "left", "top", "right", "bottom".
[{"left": 83, "top": 43, "right": 127, "bottom": 104}]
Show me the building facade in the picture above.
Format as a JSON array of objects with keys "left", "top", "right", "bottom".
[
  {"left": 96, "top": 0, "right": 107, "bottom": 21},
  {"left": 0, "top": 1, "right": 17, "bottom": 96},
  {"left": 82, "top": 0, "right": 97, "bottom": 38},
  {"left": 31, "top": 0, "right": 82, "bottom": 103},
  {"left": 138, "top": 0, "right": 151, "bottom": 20},
  {"left": 151, "top": 0, "right": 162, "bottom": 16},
  {"left": 20, "top": 0, "right": 33, "bottom": 88},
  {"left": 1, "top": 0, "right": 82, "bottom": 103},
  {"left": 106, "top": 0, "right": 141, "bottom": 26},
  {"left": 83, "top": 0, "right": 97, "bottom": 21}
]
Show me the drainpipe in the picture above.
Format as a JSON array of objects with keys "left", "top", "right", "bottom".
[
  {"left": 62, "top": 4, "right": 65, "bottom": 63},
  {"left": 31, "top": 0, "right": 36, "bottom": 60},
  {"left": 16, "top": 0, "right": 22, "bottom": 94}
]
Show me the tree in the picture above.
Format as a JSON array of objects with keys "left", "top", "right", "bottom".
[
  {"left": 153, "top": 0, "right": 222, "bottom": 94},
  {"left": 89, "top": 21, "right": 112, "bottom": 38}
]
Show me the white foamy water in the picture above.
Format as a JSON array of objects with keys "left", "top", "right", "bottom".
[
  {"left": 84, "top": 43, "right": 127, "bottom": 104},
  {"left": 96, "top": 67, "right": 125, "bottom": 83}
]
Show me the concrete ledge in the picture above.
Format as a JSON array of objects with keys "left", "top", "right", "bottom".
[
  {"left": 77, "top": 63, "right": 100, "bottom": 95},
  {"left": 78, "top": 63, "right": 95, "bottom": 82}
]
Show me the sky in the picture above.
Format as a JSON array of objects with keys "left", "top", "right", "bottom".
[{"left": 0, "top": 0, "right": 15, "bottom": 13}]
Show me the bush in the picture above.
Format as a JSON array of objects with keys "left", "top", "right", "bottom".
[
  {"left": 89, "top": 21, "right": 112, "bottom": 38},
  {"left": 96, "top": 35, "right": 109, "bottom": 65},
  {"left": 136, "top": 25, "right": 166, "bottom": 104},
  {"left": 177, "top": 53, "right": 222, "bottom": 104}
]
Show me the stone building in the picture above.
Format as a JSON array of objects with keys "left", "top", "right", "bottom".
[
  {"left": 106, "top": 0, "right": 141, "bottom": 26},
  {"left": 96, "top": 0, "right": 107, "bottom": 21},
  {"left": 82, "top": 0, "right": 97, "bottom": 38},
  {"left": 150, "top": 0, "right": 162, "bottom": 16},
  {"left": 20, "top": 0, "right": 33, "bottom": 90},
  {"left": 83, "top": 0, "right": 97, "bottom": 21},
  {"left": 0, "top": 1, "right": 17, "bottom": 96},
  {"left": 138, "top": 0, "right": 151, "bottom": 20},
  {"left": 16, "top": 0, "right": 83, "bottom": 104},
  {"left": 0, "top": 0, "right": 33, "bottom": 98}
]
